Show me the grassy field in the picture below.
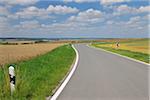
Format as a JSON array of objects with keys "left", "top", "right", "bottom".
[
  {"left": 0, "top": 43, "right": 63, "bottom": 65},
  {"left": 92, "top": 39, "right": 149, "bottom": 63},
  {"left": 0, "top": 44, "right": 75, "bottom": 100}
]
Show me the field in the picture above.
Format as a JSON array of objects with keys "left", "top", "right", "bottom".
[
  {"left": 0, "top": 44, "right": 75, "bottom": 99},
  {"left": 93, "top": 39, "right": 149, "bottom": 54},
  {"left": 0, "top": 43, "right": 63, "bottom": 65},
  {"left": 92, "top": 38, "right": 149, "bottom": 63}
]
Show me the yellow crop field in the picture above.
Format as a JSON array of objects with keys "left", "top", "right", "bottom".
[
  {"left": 0, "top": 43, "right": 63, "bottom": 65},
  {"left": 96, "top": 39, "right": 149, "bottom": 54}
]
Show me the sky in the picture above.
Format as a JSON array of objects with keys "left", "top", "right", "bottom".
[{"left": 0, "top": 0, "right": 149, "bottom": 38}]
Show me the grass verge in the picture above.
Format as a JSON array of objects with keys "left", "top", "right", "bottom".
[
  {"left": 92, "top": 44, "right": 149, "bottom": 63},
  {"left": 0, "top": 44, "right": 75, "bottom": 100}
]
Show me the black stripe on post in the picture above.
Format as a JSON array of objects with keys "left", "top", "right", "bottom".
[{"left": 9, "top": 74, "right": 15, "bottom": 85}]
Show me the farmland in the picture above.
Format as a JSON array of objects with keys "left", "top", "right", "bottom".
[
  {"left": 92, "top": 38, "right": 149, "bottom": 63},
  {"left": 0, "top": 44, "right": 75, "bottom": 99},
  {"left": 0, "top": 43, "right": 63, "bottom": 65},
  {"left": 92, "top": 39, "right": 149, "bottom": 54}
]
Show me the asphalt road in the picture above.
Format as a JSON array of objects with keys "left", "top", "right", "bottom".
[{"left": 58, "top": 44, "right": 149, "bottom": 100}]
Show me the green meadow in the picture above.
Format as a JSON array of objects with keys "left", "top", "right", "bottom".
[
  {"left": 92, "top": 39, "right": 149, "bottom": 63},
  {"left": 0, "top": 44, "right": 75, "bottom": 100}
]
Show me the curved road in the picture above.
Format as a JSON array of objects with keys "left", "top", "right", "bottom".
[{"left": 58, "top": 44, "right": 149, "bottom": 100}]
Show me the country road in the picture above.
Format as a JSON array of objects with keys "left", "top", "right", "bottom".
[{"left": 57, "top": 44, "right": 149, "bottom": 100}]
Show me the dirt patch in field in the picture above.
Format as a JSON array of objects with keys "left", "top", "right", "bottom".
[{"left": 0, "top": 43, "right": 63, "bottom": 65}]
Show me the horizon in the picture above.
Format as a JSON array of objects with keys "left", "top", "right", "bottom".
[{"left": 0, "top": 0, "right": 149, "bottom": 38}]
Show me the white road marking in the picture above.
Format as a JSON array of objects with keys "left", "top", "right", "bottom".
[
  {"left": 88, "top": 44, "right": 150, "bottom": 66},
  {"left": 50, "top": 45, "right": 79, "bottom": 100},
  {"left": 88, "top": 44, "right": 150, "bottom": 99}
]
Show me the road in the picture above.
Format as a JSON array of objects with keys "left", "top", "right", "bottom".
[{"left": 57, "top": 44, "right": 149, "bottom": 100}]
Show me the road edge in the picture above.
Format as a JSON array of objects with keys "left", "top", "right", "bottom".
[
  {"left": 50, "top": 44, "right": 79, "bottom": 100},
  {"left": 88, "top": 44, "right": 150, "bottom": 66},
  {"left": 88, "top": 44, "right": 150, "bottom": 98}
]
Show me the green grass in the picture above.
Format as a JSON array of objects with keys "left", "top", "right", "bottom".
[
  {"left": 0, "top": 44, "right": 75, "bottom": 100},
  {"left": 92, "top": 44, "right": 149, "bottom": 63}
]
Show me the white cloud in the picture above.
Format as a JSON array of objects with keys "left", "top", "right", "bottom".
[
  {"left": 113, "top": 5, "right": 150, "bottom": 16},
  {"left": 39, "top": 9, "right": 103, "bottom": 35},
  {"left": 117, "top": 5, "right": 132, "bottom": 11},
  {"left": 47, "top": 5, "right": 79, "bottom": 14},
  {"left": 64, "top": 0, "right": 98, "bottom": 3},
  {"left": 103, "top": 15, "right": 148, "bottom": 37},
  {"left": 100, "top": 0, "right": 130, "bottom": 5},
  {"left": 0, "top": 0, "right": 38, "bottom": 5},
  {"left": 0, "top": 1, "right": 149, "bottom": 38},
  {"left": 0, "top": 17, "right": 9, "bottom": 29},
  {"left": 16, "top": 6, "right": 49, "bottom": 19},
  {"left": 0, "top": 6, "right": 9, "bottom": 16},
  {"left": 126, "top": 16, "right": 141, "bottom": 25},
  {"left": 125, "top": 16, "right": 145, "bottom": 28},
  {"left": 114, "top": 5, "right": 136, "bottom": 15},
  {"left": 68, "top": 9, "right": 102, "bottom": 23},
  {"left": 15, "top": 5, "right": 79, "bottom": 19},
  {"left": 106, "top": 15, "right": 148, "bottom": 30},
  {"left": 0, "top": 5, "right": 20, "bottom": 20},
  {"left": 128, "top": 16, "right": 148, "bottom": 30},
  {"left": 138, "top": 6, "right": 150, "bottom": 13},
  {"left": 47, "top": 9, "right": 104, "bottom": 34},
  {"left": 106, "top": 20, "right": 114, "bottom": 25},
  {"left": 0, "top": 16, "right": 13, "bottom": 36},
  {"left": 19, "top": 20, "right": 41, "bottom": 29}
]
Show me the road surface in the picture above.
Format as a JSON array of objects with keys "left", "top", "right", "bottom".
[{"left": 58, "top": 44, "right": 149, "bottom": 100}]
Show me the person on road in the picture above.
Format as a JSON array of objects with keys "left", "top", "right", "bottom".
[{"left": 116, "top": 42, "right": 120, "bottom": 48}]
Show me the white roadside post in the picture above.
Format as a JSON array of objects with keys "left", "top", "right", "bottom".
[{"left": 9, "top": 65, "right": 15, "bottom": 94}]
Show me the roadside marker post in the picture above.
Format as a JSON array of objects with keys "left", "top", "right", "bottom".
[{"left": 9, "top": 65, "right": 15, "bottom": 94}]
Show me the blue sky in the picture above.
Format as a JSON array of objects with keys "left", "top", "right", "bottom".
[{"left": 0, "top": 0, "right": 149, "bottom": 38}]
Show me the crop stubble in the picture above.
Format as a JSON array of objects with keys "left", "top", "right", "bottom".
[{"left": 0, "top": 43, "right": 63, "bottom": 65}]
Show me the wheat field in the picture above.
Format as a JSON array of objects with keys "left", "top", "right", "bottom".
[
  {"left": 0, "top": 43, "right": 63, "bottom": 65},
  {"left": 96, "top": 39, "right": 149, "bottom": 54}
]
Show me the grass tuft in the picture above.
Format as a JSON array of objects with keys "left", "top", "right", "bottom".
[{"left": 0, "top": 44, "right": 75, "bottom": 100}]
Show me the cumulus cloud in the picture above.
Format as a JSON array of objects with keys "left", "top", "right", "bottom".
[
  {"left": 47, "top": 5, "right": 79, "bottom": 14},
  {"left": 106, "top": 15, "right": 148, "bottom": 30},
  {"left": 113, "top": 5, "right": 150, "bottom": 16},
  {"left": 0, "top": 0, "right": 38, "bottom": 5},
  {"left": 0, "top": 0, "right": 149, "bottom": 38},
  {"left": 68, "top": 9, "right": 102, "bottom": 23},
  {"left": 106, "top": 20, "right": 114, "bottom": 25},
  {"left": 100, "top": 0, "right": 130, "bottom": 5},
  {"left": 19, "top": 20, "right": 41, "bottom": 29},
  {"left": 0, "top": 6, "right": 9, "bottom": 16},
  {"left": 103, "top": 15, "right": 148, "bottom": 37},
  {"left": 15, "top": 5, "right": 79, "bottom": 19},
  {"left": 127, "top": 16, "right": 148, "bottom": 27},
  {"left": 113, "top": 5, "right": 136, "bottom": 15},
  {"left": 138, "top": 6, "right": 150, "bottom": 13},
  {"left": 126, "top": 16, "right": 141, "bottom": 25},
  {"left": 16, "top": 6, "right": 49, "bottom": 19},
  {"left": 39, "top": 8, "right": 104, "bottom": 35},
  {"left": 64, "top": 0, "right": 98, "bottom": 3},
  {"left": 124, "top": 16, "right": 145, "bottom": 29},
  {"left": 0, "top": 17, "right": 9, "bottom": 29}
]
